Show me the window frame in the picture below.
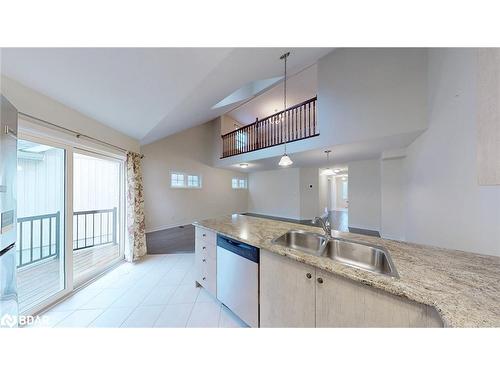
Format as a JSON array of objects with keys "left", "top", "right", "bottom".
[
  {"left": 170, "top": 171, "right": 202, "bottom": 189},
  {"left": 232, "top": 177, "right": 247, "bottom": 189}
]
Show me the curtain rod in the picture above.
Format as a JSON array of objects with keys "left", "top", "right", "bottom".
[{"left": 18, "top": 111, "right": 144, "bottom": 158}]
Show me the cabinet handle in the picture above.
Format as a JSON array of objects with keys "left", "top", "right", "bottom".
[
  {"left": 317, "top": 277, "right": 323, "bottom": 284},
  {"left": 202, "top": 233, "right": 206, "bottom": 237},
  {"left": 306, "top": 273, "right": 312, "bottom": 279},
  {"left": 202, "top": 258, "right": 206, "bottom": 262},
  {"left": 202, "top": 246, "right": 206, "bottom": 250},
  {"left": 202, "top": 277, "right": 206, "bottom": 281}
]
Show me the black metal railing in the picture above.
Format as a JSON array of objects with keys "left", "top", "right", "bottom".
[
  {"left": 17, "top": 207, "right": 118, "bottom": 268},
  {"left": 221, "top": 96, "right": 318, "bottom": 158}
]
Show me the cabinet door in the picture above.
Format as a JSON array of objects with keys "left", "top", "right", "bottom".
[
  {"left": 315, "top": 269, "right": 443, "bottom": 328},
  {"left": 260, "top": 251, "right": 316, "bottom": 327}
]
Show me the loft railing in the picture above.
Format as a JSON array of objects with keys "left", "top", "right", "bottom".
[
  {"left": 16, "top": 208, "right": 117, "bottom": 268},
  {"left": 221, "top": 96, "right": 318, "bottom": 158}
]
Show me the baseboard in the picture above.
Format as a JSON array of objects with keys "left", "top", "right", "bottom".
[
  {"left": 348, "top": 226, "right": 381, "bottom": 237},
  {"left": 146, "top": 222, "right": 193, "bottom": 234}
]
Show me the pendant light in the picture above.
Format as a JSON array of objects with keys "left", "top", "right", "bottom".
[
  {"left": 321, "top": 150, "right": 335, "bottom": 176},
  {"left": 278, "top": 52, "right": 293, "bottom": 167}
]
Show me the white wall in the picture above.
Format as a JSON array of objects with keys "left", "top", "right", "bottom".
[
  {"left": 348, "top": 159, "right": 381, "bottom": 232},
  {"left": 248, "top": 168, "right": 301, "bottom": 219},
  {"left": 404, "top": 48, "right": 500, "bottom": 256},
  {"left": 1, "top": 75, "right": 140, "bottom": 153},
  {"left": 317, "top": 48, "right": 428, "bottom": 146},
  {"left": 299, "top": 167, "right": 320, "bottom": 220},
  {"left": 220, "top": 114, "right": 244, "bottom": 135},
  {"left": 142, "top": 120, "right": 248, "bottom": 232},
  {"left": 380, "top": 157, "right": 406, "bottom": 240},
  {"left": 247, "top": 167, "right": 322, "bottom": 220},
  {"left": 318, "top": 174, "right": 329, "bottom": 212}
]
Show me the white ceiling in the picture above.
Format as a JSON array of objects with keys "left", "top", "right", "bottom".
[{"left": 0, "top": 48, "right": 333, "bottom": 144}]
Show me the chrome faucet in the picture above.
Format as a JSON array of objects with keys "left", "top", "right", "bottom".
[{"left": 312, "top": 214, "right": 331, "bottom": 238}]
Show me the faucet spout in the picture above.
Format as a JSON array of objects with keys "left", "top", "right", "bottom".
[{"left": 312, "top": 214, "right": 331, "bottom": 238}]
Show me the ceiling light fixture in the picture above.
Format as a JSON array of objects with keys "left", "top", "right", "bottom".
[
  {"left": 321, "top": 150, "right": 335, "bottom": 175},
  {"left": 278, "top": 51, "right": 293, "bottom": 168},
  {"left": 334, "top": 168, "right": 341, "bottom": 173},
  {"left": 239, "top": 163, "right": 249, "bottom": 168}
]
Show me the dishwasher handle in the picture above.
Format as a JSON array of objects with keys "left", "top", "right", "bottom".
[{"left": 217, "top": 235, "right": 259, "bottom": 263}]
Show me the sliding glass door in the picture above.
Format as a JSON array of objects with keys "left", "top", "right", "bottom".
[
  {"left": 72, "top": 151, "right": 124, "bottom": 286},
  {"left": 16, "top": 139, "right": 66, "bottom": 312},
  {"left": 16, "top": 128, "right": 126, "bottom": 314}
]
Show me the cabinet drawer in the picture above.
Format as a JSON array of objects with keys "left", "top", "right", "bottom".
[
  {"left": 195, "top": 227, "right": 216, "bottom": 244},
  {"left": 195, "top": 250, "right": 216, "bottom": 296},
  {"left": 195, "top": 238, "right": 216, "bottom": 259}
]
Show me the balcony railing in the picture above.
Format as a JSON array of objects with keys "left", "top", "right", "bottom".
[
  {"left": 17, "top": 208, "right": 117, "bottom": 268},
  {"left": 221, "top": 96, "right": 318, "bottom": 158}
]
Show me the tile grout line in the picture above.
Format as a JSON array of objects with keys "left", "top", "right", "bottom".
[{"left": 184, "top": 284, "right": 203, "bottom": 328}]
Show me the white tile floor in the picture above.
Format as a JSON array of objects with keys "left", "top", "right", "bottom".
[{"left": 29, "top": 254, "right": 247, "bottom": 328}]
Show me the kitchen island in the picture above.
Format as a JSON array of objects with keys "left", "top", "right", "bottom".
[{"left": 194, "top": 214, "right": 500, "bottom": 327}]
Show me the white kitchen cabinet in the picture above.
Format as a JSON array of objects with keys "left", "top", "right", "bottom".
[
  {"left": 260, "top": 251, "right": 443, "bottom": 328},
  {"left": 315, "top": 269, "right": 443, "bottom": 327},
  {"left": 195, "top": 227, "right": 217, "bottom": 296},
  {"left": 259, "top": 251, "right": 316, "bottom": 327}
]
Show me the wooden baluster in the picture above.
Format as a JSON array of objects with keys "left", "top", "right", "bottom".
[
  {"left": 275, "top": 116, "right": 278, "bottom": 145},
  {"left": 265, "top": 120, "right": 267, "bottom": 147},
  {"left": 288, "top": 109, "right": 291, "bottom": 141},
  {"left": 293, "top": 108, "right": 299, "bottom": 140},
  {"left": 266, "top": 119, "right": 269, "bottom": 147},
  {"left": 279, "top": 114, "right": 282, "bottom": 144},
  {"left": 298, "top": 106, "right": 304, "bottom": 138},
  {"left": 272, "top": 117, "right": 275, "bottom": 146},
  {"left": 274, "top": 116, "right": 277, "bottom": 145},
  {"left": 307, "top": 103, "right": 311, "bottom": 136},
  {"left": 313, "top": 99, "right": 316, "bottom": 134},
  {"left": 256, "top": 118, "right": 259, "bottom": 150},
  {"left": 270, "top": 117, "right": 273, "bottom": 146}
]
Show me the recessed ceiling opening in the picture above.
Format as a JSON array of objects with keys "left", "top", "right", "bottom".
[{"left": 212, "top": 76, "right": 282, "bottom": 109}]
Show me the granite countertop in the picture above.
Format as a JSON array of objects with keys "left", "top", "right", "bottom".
[{"left": 194, "top": 214, "right": 500, "bottom": 328}]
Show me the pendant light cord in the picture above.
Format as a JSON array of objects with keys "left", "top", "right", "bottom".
[{"left": 281, "top": 51, "right": 290, "bottom": 154}]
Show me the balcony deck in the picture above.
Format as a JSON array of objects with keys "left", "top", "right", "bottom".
[{"left": 17, "top": 244, "right": 121, "bottom": 312}]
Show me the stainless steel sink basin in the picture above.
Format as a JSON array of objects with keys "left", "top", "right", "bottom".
[
  {"left": 322, "top": 238, "right": 399, "bottom": 277},
  {"left": 272, "top": 230, "right": 327, "bottom": 255},
  {"left": 272, "top": 230, "right": 399, "bottom": 277}
]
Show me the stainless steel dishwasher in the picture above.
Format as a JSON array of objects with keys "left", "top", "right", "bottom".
[{"left": 216, "top": 235, "right": 259, "bottom": 328}]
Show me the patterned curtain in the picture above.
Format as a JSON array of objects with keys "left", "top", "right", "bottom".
[{"left": 125, "top": 151, "right": 147, "bottom": 262}]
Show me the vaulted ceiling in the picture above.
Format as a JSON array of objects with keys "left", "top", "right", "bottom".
[{"left": 0, "top": 48, "right": 333, "bottom": 144}]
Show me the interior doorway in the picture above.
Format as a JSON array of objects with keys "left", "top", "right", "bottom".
[{"left": 321, "top": 167, "right": 348, "bottom": 232}]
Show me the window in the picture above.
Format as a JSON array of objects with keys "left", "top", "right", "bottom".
[
  {"left": 171, "top": 172, "right": 202, "bottom": 188},
  {"left": 232, "top": 177, "right": 247, "bottom": 189}
]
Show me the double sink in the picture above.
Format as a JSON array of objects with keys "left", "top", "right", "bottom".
[{"left": 272, "top": 230, "right": 399, "bottom": 278}]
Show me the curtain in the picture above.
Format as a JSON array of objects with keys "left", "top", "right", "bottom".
[{"left": 125, "top": 151, "right": 147, "bottom": 262}]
